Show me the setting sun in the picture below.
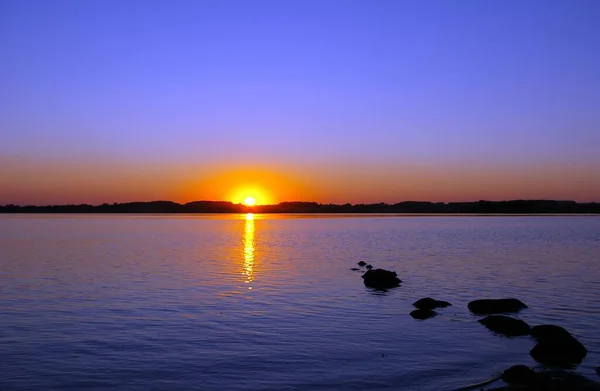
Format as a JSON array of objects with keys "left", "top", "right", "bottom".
[{"left": 243, "top": 196, "right": 256, "bottom": 206}]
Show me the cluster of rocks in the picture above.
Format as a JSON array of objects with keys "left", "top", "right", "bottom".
[
  {"left": 466, "top": 298, "right": 588, "bottom": 368},
  {"left": 349, "top": 264, "right": 600, "bottom": 389},
  {"left": 410, "top": 297, "right": 452, "bottom": 320},
  {"left": 470, "top": 299, "right": 531, "bottom": 337},
  {"left": 352, "top": 263, "right": 451, "bottom": 319}
]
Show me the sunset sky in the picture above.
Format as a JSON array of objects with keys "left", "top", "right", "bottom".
[{"left": 2, "top": 0, "right": 599, "bottom": 205}]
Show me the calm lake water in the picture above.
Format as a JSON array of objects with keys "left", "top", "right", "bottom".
[{"left": 1, "top": 214, "right": 600, "bottom": 390}]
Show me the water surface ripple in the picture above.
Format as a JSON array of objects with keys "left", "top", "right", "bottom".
[{"left": 1, "top": 214, "right": 599, "bottom": 390}]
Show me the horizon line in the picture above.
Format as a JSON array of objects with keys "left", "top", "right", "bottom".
[{"left": 2, "top": 198, "right": 598, "bottom": 208}]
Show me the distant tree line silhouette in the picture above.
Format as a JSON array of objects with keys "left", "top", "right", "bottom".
[{"left": 1, "top": 200, "right": 599, "bottom": 213}]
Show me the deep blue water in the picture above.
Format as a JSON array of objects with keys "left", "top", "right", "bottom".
[{"left": 1, "top": 214, "right": 600, "bottom": 390}]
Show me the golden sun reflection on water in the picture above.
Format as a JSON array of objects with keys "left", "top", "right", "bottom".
[{"left": 243, "top": 213, "right": 255, "bottom": 288}]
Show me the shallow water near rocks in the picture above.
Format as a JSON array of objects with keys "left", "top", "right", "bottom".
[{"left": 1, "top": 214, "right": 599, "bottom": 391}]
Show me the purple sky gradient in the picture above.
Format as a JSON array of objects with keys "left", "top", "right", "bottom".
[{"left": 1, "top": 0, "right": 599, "bottom": 204}]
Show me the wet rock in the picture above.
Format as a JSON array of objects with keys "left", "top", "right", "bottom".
[
  {"left": 413, "top": 297, "right": 452, "bottom": 310},
  {"left": 531, "top": 324, "right": 584, "bottom": 344},
  {"left": 535, "top": 371, "right": 600, "bottom": 390},
  {"left": 350, "top": 268, "right": 360, "bottom": 271},
  {"left": 365, "top": 264, "right": 373, "bottom": 270},
  {"left": 410, "top": 309, "right": 437, "bottom": 320},
  {"left": 530, "top": 325, "right": 587, "bottom": 367},
  {"left": 468, "top": 298, "right": 527, "bottom": 315},
  {"left": 357, "top": 261, "right": 367, "bottom": 266},
  {"left": 501, "top": 365, "right": 537, "bottom": 386},
  {"left": 478, "top": 315, "right": 531, "bottom": 337},
  {"left": 361, "top": 268, "right": 401, "bottom": 289},
  {"left": 488, "top": 370, "right": 600, "bottom": 390}
]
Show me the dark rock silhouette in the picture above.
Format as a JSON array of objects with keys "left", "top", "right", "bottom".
[
  {"left": 410, "top": 309, "right": 437, "bottom": 320},
  {"left": 413, "top": 297, "right": 452, "bottom": 310},
  {"left": 478, "top": 315, "right": 531, "bottom": 337},
  {"left": 350, "top": 268, "right": 360, "bottom": 271},
  {"left": 468, "top": 298, "right": 527, "bottom": 315},
  {"left": 530, "top": 325, "right": 587, "bottom": 367},
  {"left": 488, "top": 370, "right": 600, "bottom": 390},
  {"left": 365, "top": 264, "right": 373, "bottom": 270},
  {"left": 530, "top": 342, "right": 582, "bottom": 367},
  {"left": 361, "top": 268, "right": 401, "bottom": 289},
  {"left": 357, "top": 261, "right": 367, "bottom": 266},
  {"left": 596, "top": 366, "right": 600, "bottom": 377},
  {"left": 501, "top": 365, "right": 537, "bottom": 386},
  {"left": 490, "top": 367, "right": 600, "bottom": 391},
  {"left": 531, "top": 324, "right": 583, "bottom": 343}
]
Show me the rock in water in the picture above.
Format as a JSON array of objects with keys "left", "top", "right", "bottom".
[
  {"left": 357, "top": 261, "right": 367, "bottom": 266},
  {"left": 528, "top": 370, "right": 600, "bottom": 390},
  {"left": 596, "top": 366, "right": 600, "bottom": 377},
  {"left": 467, "top": 298, "right": 527, "bottom": 315},
  {"left": 530, "top": 324, "right": 587, "bottom": 367},
  {"left": 365, "top": 264, "right": 373, "bottom": 270},
  {"left": 478, "top": 315, "right": 531, "bottom": 337},
  {"left": 501, "top": 365, "right": 537, "bottom": 386},
  {"left": 413, "top": 297, "right": 452, "bottom": 310},
  {"left": 350, "top": 268, "right": 360, "bottom": 271},
  {"left": 410, "top": 309, "right": 437, "bottom": 320},
  {"left": 361, "top": 268, "right": 401, "bottom": 289},
  {"left": 531, "top": 324, "right": 582, "bottom": 343}
]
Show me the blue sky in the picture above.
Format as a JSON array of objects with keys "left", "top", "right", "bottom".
[{"left": 1, "top": 0, "right": 599, "bottom": 204}]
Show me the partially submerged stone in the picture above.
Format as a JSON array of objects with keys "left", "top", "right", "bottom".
[
  {"left": 361, "top": 268, "right": 401, "bottom": 289},
  {"left": 410, "top": 309, "right": 437, "bottom": 320},
  {"left": 486, "top": 369, "right": 600, "bottom": 390},
  {"left": 468, "top": 298, "right": 527, "bottom": 315},
  {"left": 478, "top": 315, "right": 531, "bottom": 337},
  {"left": 530, "top": 324, "right": 587, "bottom": 367},
  {"left": 413, "top": 297, "right": 452, "bottom": 310},
  {"left": 531, "top": 324, "right": 582, "bottom": 343},
  {"left": 357, "top": 261, "right": 367, "bottom": 266},
  {"left": 501, "top": 365, "right": 537, "bottom": 386}
]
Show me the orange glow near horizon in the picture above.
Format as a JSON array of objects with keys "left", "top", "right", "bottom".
[
  {"left": 187, "top": 166, "right": 316, "bottom": 205},
  {"left": 228, "top": 186, "right": 270, "bottom": 205},
  {"left": 2, "top": 157, "right": 600, "bottom": 205}
]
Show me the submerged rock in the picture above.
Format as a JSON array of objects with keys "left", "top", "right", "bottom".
[
  {"left": 501, "top": 365, "right": 537, "bottom": 386},
  {"left": 413, "top": 297, "right": 451, "bottom": 310},
  {"left": 487, "top": 369, "right": 600, "bottom": 390},
  {"left": 530, "top": 342, "right": 585, "bottom": 368},
  {"left": 468, "top": 298, "right": 527, "bottom": 315},
  {"left": 478, "top": 315, "right": 531, "bottom": 337},
  {"left": 531, "top": 324, "right": 583, "bottom": 343},
  {"left": 361, "top": 268, "right": 401, "bottom": 289},
  {"left": 365, "top": 264, "right": 373, "bottom": 270},
  {"left": 350, "top": 268, "right": 360, "bottom": 271},
  {"left": 357, "top": 261, "right": 367, "bottom": 266},
  {"left": 530, "top": 324, "right": 587, "bottom": 367},
  {"left": 410, "top": 309, "right": 437, "bottom": 320}
]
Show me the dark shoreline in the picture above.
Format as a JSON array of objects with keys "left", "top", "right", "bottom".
[{"left": 1, "top": 199, "right": 599, "bottom": 214}]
